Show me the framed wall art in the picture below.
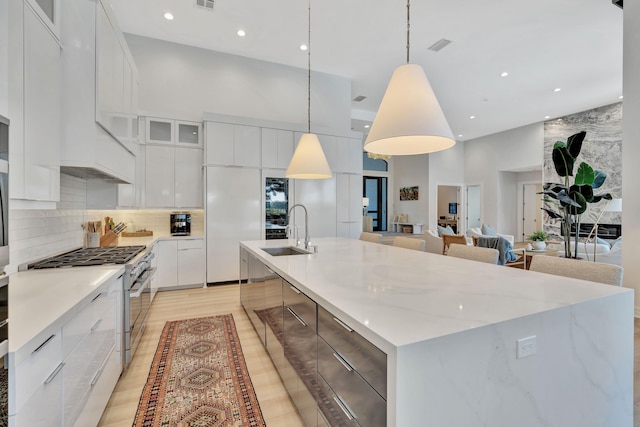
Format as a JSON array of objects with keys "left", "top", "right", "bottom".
[{"left": 399, "top": 186, "right": 419, "bottom": 201}]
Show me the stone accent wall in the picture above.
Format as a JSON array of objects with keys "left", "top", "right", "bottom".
[{"left": 543, "top": 102, "right": 622, "bottom": 235}]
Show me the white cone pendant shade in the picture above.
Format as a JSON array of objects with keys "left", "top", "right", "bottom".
[
  {"left": 364, "top": 64, "right": 456, "bottom": 156},
  {"left": 285, "top": 133, "right": 332, "bottom": 179}
]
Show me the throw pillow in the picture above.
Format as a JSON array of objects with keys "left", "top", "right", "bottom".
[
  {"left": 437, "top": 225, "right": 455, "bottom": 237},
  {"left": 596, "top": 237, "right": 612, "bottom": 249},
  {"left": 481, "top": 224, "right": 497, "bottom": 236}
]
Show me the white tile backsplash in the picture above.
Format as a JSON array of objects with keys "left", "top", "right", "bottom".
[{"left": 8, "top": 174, "right": 204, "bottom": 272}]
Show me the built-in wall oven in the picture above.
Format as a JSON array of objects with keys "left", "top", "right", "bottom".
[{"left": 124, "top": 250, "right": 155, "bottom": 368}]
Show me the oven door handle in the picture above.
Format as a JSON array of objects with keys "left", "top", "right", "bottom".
[{"left": 129, "top": 267, "right": 156, "bottom": 298}]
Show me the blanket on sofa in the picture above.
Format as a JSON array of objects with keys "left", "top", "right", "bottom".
[{"left": 477, "top": 236, "right": 518, "bottom": 265}]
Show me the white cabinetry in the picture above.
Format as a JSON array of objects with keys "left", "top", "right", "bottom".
[
  {"left": 261, "top": 128, "right": 294, "bottom": 169},
  {"left": 155, "top": 238, "right": 204, "bottom": 290},
  {"left": 9, "top": 1, "right": 61, "bottom": 203},
  {"left": 205, "top": 122, "right": 260, "bottom": 167},
  {"left": 155, "top": 240, "right": 178, "bottom": 290},
  {"left": 145, "top": 145, "right": 203, "bottom": 208},
  {"left": 10, "top": 273, "right": 123, "bottom": 427},
  {"left": 146, "top": 118, "right": 202, "bottom": 148},
  {"left": 60, "top": 0, "right": 136, "bottom": 184},
  {"left": 336, "top": 174, "right": 363, "bottom": 239},
  {"left": 206, "top": 167, "right": 262, "bottom": 283}
]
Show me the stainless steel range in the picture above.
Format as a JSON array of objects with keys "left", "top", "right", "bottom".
[{"left": 26, "top": 245, "right": 156, "bottom": 369}]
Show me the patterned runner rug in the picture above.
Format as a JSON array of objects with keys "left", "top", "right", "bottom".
[{"left": 133, "top": 314, "right": 265, "bottom": 427}]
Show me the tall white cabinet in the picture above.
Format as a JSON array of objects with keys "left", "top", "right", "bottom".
[{"left": 204, "top": 113, "right": 362, "bottom": 284}]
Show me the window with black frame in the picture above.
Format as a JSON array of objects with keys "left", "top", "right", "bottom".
[{"left": 265, "top": 178, "right": 289, "bottom": 240}]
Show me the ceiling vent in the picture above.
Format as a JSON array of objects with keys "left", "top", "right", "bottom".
[
  {"left": 196, "top": 0, "right": 214, "bottom": 11},
  {"left": 612, "top": 0, "right": 623, "bottom": 9},
  {"left": 353, "top": 95, "right": 367, "bottom": 102},
  {"left": 428, "top": 39, "right": 452, "bottom": 52}
]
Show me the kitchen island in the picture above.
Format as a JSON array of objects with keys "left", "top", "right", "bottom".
[{"left": 241, "top": 237, "right": 633, "bottom": 427}]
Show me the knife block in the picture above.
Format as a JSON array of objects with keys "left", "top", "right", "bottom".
[{"left": 100, "top": 230, "right": 118, "bottom": 246}]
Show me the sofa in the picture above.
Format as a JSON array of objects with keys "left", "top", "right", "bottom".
[
  {"left": 466, "top": 227, "right": 515, "bottom": 246},
  {"left": 424, "top": 229, "right": 472, "bottom": 254}
]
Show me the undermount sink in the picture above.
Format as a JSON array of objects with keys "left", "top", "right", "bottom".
[{"left": 261, "top": 246, "right": 310, "bottom": 256}]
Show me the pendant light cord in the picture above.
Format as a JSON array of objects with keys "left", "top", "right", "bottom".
[
  {"left": 307, "top": 0, "right": 311, "bottom": 134},
  {"left": 406, "top": 0, "right": 410, "bottom": 64}
]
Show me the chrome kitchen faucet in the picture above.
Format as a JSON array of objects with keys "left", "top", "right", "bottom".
[{"left": 287, "top": 204, "right": 312, "bottom": 250}]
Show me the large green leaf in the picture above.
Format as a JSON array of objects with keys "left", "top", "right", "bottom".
[
  {"left": 574, "top": 162, "right": 594, "bottom": 186},
  {"left": 553, "top": 141, "right": 566, "bottom": 150},
  {"left": 566, "top": 131, "right": 586, "bottom": 158},
  {"left": 591, "top": 193, "right": 613, "bottom": 203},
  {"left": 567, "top": 190, "right": 587, "bottom": 215},
  {"left": 542, "top": 183, "right": 567, "bottom": 194},
  {"left": 542, "top": 208, "right": 563, "bottom": 219},
  {"left": 570, "top": 183, "right": 593, "bottom": 203},
  {"left": 556, "top": 190, "right": 582, "bottom": 208},
  {"left": 592, "top": 170, "right": 607, "bottom": 189},
  {"left": 552, "top": 146, "right": 575, "bottom": 177}
]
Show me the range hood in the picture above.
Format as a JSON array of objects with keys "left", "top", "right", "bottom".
[{"left": 60, "top": 165, "right": 131, "bottom": 184}]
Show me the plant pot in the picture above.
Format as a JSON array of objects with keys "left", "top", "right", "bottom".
[{"left": 532, "top": 241, "right": 546, "bottom": 251}]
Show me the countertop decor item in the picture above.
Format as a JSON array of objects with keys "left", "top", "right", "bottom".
[
  {"left": 542, "top": 131, "right": 612, "bottom": 259},
  {"left": 285, "top": 0, "right": 331, "bottom": 180},
  {"left": 363, "top": 0, "right": 455, "bottom": 156},
  {"left": 132, "top": 314, "right": 265, "bottom": 427}
]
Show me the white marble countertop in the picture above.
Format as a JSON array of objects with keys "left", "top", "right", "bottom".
[
  {"left": 241, "top": 237, "right": 632, "bottom": 353},
  {"left": 116, "top": 233, "right": 203, "bottom": 248},
  {"left": 8, "top": 265, "right": 125, "bottom": 354}
]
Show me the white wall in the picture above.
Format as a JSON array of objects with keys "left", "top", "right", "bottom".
[
  {"left": 464, "top": 123, "right": 544, "bottom": 236},
  {"left": 622, "top": 1, "right": 640, "bottom": 311},
  {"left": 392, "top": 155, "right": 429, "bottom": 224},
  {"left": 125, "top": 34, "right": 352, "bottom": 132}
]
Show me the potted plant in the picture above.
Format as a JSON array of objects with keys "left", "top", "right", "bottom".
[
  {"left": 541, "top": 131, "right": 611, "bottom": 258},
  {"left": 527, "top": 230, "right": 549, "bottom": 250}
]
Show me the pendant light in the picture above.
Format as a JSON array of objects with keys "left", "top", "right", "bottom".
[
  {"left": 285, "top": 0, "right": 332, "bottom": 179},
  {"left": 364, "top": 0, "right": 456, "bottom": 156}
]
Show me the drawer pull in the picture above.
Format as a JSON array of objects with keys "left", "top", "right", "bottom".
[
  {"left": 0, "top": 319, "right": 7, "bottom": 328},
  {"left": 91, "top": 319, "right": 103, "bottom": 332},
  {"left": 289, "top": 285, "right": 301, "bottom": 294},
  {"left": 287, "top": 307, "right": 307, "bottom": 327},
  {"left": 33, "top": 334, "right": 55, "bottom": 354},
  {"left": 90, "top": 367, "right": 104, "bottom": 386},
  {"left": 333, "top": 352, "right": 354, "bottom": 372},
  {"left": 333, "top": 317, "right": 353, "bottom": 332},
  {"left": 334, "top": 395, "right": 356, "bottom": 421},
  {"left": 91, "top": 292, "right": 103, "bottom": 302},
  {"left": 44, "top": 362, "right": 65, "bottom": 384}
]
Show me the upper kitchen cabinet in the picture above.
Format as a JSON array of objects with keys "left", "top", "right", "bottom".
[
  {"left": 145, "top": 118, "right": 203, "bottom": 148},
  {"left": 205, "top": 122, "right": 260, "bottom": 167},
  {"left": 27, "top": 0, "right": 60, "bottom": 40},
  {"left": 8, "top": 0, "right": 62, "bottom": 204},
  {"left": 261, "top": 128, "right": 294, "bottom": 169},
  {"left": 334, "top": 137, "right": 363, "bottom": 174},
  {"left": 145, "top": 145, "right": 203, "bottom": 209},
  {"left": 59, "top": 0, "right": 136, "bottom": 185}
]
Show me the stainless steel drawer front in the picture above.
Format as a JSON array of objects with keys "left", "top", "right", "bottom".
[
  {"left": 318, "top": 306, "right": 387, "bottom": 399},
  {"left": 318, "top": 336, "right": 386, "bottom": 427}
]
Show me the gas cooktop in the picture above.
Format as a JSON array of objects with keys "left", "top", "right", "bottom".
[{"left": 29, "top": 246, "right": 146, "bottom": 269}]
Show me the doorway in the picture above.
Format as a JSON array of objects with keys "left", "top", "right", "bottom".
[
  {"left": 466, "top": 185, "right": 481, "bottom": 229},
  {"left": 363, "top": 176, "right": 387, "bottom": 231},
  {"left": 522, "top": 183, "right": 542, "bottom": 240},
  {"left": 437, "top": 185, "right": 461, "bottom": 233}
]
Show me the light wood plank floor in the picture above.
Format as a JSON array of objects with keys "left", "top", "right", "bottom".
[{"left": 98, "top": 284, "right": 304, "bottom": 427}]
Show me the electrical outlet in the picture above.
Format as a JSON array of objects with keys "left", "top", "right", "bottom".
[{"left": 517, "top": 336, "right": 537, "bottom": 359}]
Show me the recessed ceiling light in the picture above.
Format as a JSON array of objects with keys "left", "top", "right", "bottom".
[
  {"left": 163, "top": 12, "right": 174, "bottom": 20},
  {"left": 500, "top": 72, "right": 509, "bottom": 77},
  {"left": 619, "top": 95, "right": 624, "bottom": 99},
  {"left": 458, "top": 134, "right": 463, "bottom": 137},
  {"left": 544, "top": 115, "right": 550, "bottom": 119},
  {"left": 237, "top": 29, "right": 246, "bottom": 37},
  {"left": 469, "top": 115, "right": 475, "bottom": 119},
  {"left": 364, "top": 125, "right": 370, "bottom": 129},
  {"left": 299, "top": 44, "right": 308, "bottom": 51},
  {"left": 554, "top": 88, "right": 561, "bottom": 93}
]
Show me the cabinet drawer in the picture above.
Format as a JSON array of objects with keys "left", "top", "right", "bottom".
[
  {"left": 316, "top": 372, "right": 360, "bottom": 427},
  {"left": 317, "top": 337, "right": 386, "bottom": 427},
  {"left": 283, "top": 283, "right": 316, "bottom": 330},
  {"left": 177, "top": 238, "right": 203, "bottom": 250},
  {"left": 63, "top": 289, "right": 115, "bottom": 359},
  {"left": 318, "top": 306, "right": 387, "bottom": 399},
  {"left": 14, "top": 331, "right": 63, "bottom": 414}
]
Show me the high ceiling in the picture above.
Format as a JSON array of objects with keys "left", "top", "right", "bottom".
[{"left": 108, "top": 0, "right": 623, "bottom": 141}]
